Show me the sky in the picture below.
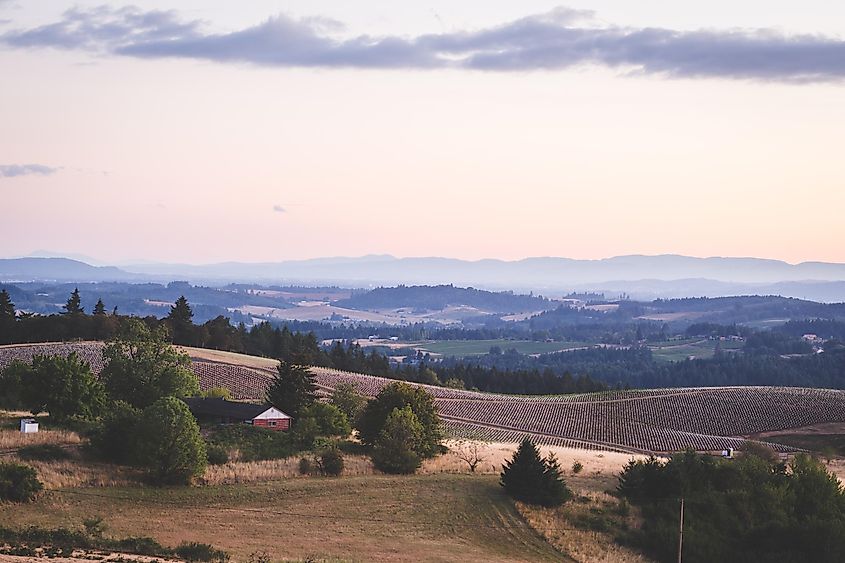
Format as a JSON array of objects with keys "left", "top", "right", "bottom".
[{"left": 1, "top": 1, "right": 844, "bottom": 265}]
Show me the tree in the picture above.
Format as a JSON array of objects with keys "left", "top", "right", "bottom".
[
  {"left": 316, "top": 447, "right": 345, "bottom": 476},
  {"left": 63, "top": 288, "right": 84, "bottom": 315},
  {"left": 500, "top": 439, "right": 571, "bottom": 507},
  {"left": 93, "top": 299, "right": 107, "bottom": 316},
  {"left": 0, "top": 289, "right": 15, "bottom": 344},
  {"left": 329, "top": 383, "right": 367, "bottom": 426},
  {"left": 300, "top": 402, "right": 351, "bottom": 437},
  {"left": 452, "top": 436, "right": 489, "bottom": 473},
  {"left": 135, "top": 396, "right": 207, "bottom": 484},
  {"left": 100, "top": 320, "right": 199, "bottom": 409},
  {"left": 358, "top": 382, "right": 441, "bottom": 458},
  {"left": 18, "top": 353, "right": 106, "bottom": 422},
  {"left": 371, "top": 406, "right": 424, "bottom": 474},
  {"left": 265, "top": 361, "right": 316, "bottom": 419},
  {"left": 167, "top": 296, "right": 195, "bottom": 346},
  {"left": 0, "top": 289, "right": 14, "bottom": 320}
]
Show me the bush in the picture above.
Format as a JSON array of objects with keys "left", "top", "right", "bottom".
[
  {"left": 207, "top": 425, "right": 294, "bottom": 462},
  {"left": 572, "top": 460, "right": 584, "bottom": 474},
  {"left": 175, "top": 542, "right": 230, "bottom": 562},
  {"left": 17, "top": 444, "right": 71, "bottom": 462},
  {"left": 298, "top": 457, "right": 314, "bottom": 475},
  {"left": 0, "top": 462, "right": 43, "bottom": 502},
  {"left": 359, "top": 382, "right": 441, "bottom": 459},
  {"left": 88, "top": 400, "right": 141, "bottom": 465},
  {"left": 300, "top": 402, "right": 351, "bottom": 438},
  {"left": 317, "top": 447, "right": 344, "bottom": 476},
  {"left": 206, "top": 444, "right": 229, "bottom": 466}
]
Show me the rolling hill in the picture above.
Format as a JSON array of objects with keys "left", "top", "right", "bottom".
[{"left": 4, "top": 342, "right": 845, "bottom": 455}]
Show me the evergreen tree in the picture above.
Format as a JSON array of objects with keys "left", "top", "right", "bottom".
[
  {"left": 500, "top": 439, "right": 571, "bottom": 507},
  {"left": 265, "top": 360, "right": 316, "bottom": 419},
  {"left": 167, "top": 296, "right": 195, "bottom": 345},
  {"left": 93, "top": 298, "right": 107, "bottom": 316},
  {"left": 63, "top": 288, "right": 84, "bottom": 315},
  {"left": 0, "top": 289, "right": 14, "bottom": 320}
]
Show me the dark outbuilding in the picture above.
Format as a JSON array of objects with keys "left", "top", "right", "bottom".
[{"left": 182, "top": 397, "right": 292, "bottom": 430}]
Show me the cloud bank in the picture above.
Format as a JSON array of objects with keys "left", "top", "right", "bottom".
[
  {"left": 0, "top": 164, "right": 59, "bottom": 178},
  {"left": 3, "top": 6, "right": 845, "bottom": 82}
]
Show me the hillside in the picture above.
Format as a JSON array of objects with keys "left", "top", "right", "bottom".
[{"left": 5, "top": 342, "right": 845, "bottom": 455}]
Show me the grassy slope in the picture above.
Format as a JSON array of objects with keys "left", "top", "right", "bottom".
[{"left": 0, "top": 474, "right": 565, "bottom": 562}]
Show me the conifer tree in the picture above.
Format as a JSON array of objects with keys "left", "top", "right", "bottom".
[
  {"left": 0, "top": 289, "right": 14, "bottom": 320},
  {"left": 93, "top": 298, "right": 106, "bottom": 316},
  {"left": 501, "top": 438, "right": 571, "bottom": 507},
  {"left": 167, "top": 296, "right": 194, "bottom": 345},
  {"left": 265, "top": 360, "right": 316, "bottom": 419},
  {"left": 63, "top": 288, "right": 83, "bottom": 315}
]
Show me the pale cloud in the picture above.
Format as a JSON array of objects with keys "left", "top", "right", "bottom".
[
  {"left": 0, "top": 163, "right": 59, "bottom": 178},
  {"left": 2, "top": 6, "right": 845, "bottom": 82},
  {"left": 272, "top": 205, "right": 286, "bottom": 213}
]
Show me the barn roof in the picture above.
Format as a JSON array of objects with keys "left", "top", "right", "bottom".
[{"left": 182, "top": 397, "right": 288, "bottom": 420}]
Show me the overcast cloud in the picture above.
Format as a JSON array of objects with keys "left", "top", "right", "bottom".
[{"left": 2, "top": 5, "right": 845, "bottom": 82}]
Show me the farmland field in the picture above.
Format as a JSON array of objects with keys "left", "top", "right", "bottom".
[
  {"left": 4, "top": 342, "right": 845, "bottom": 455},
  {"left": 648, "top": 338, "right": 744, "bottom": 362},
  {"left": 419, "top": 339, "right": 590, "bottom": 356}
]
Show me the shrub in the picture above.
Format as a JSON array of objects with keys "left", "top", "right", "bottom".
[
  {"left": 17, "top": 444, "right": 71, "bottom": 462},
  {"left": 88, "top": 401, "right": 140, "bottom": 465},
  {"left": 572, "top": 460, "right": 584, "bottom": 474},
  {"left": 0, "top": 462, "right": 43, "bottom": 502},
  {"left": 317, "top": 447, "right": 344, "bottom": 476},
  {"left": 298, "top": 457, "right": 314, "bottom": 475},
  {"left": 300, "top": 402, "right": 351, "bottom": 438},
  {"left": 207, "top": 425, "right": 294, "bottom": 462},
  {"left": 175, "top": 542, "right": 230, "bottom": 562},
  {"left": 206, "top": 444, "right": 229, "bottom": 466}
]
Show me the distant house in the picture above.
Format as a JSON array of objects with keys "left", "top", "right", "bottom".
[{"left": 183, "top": 398, "right": 292, "bottom": 431}]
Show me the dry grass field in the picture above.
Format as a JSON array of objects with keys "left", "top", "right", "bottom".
[{"left": 0, "top": 475, "right": 564, "bottom": 563}]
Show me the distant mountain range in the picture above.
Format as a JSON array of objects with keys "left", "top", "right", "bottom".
[{"left": 2, "top": 254, "right": 845, "bottom": 301}]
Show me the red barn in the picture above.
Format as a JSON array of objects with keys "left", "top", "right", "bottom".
[{"left": 183, "top": 398, "right": 292, "bottom": 431}]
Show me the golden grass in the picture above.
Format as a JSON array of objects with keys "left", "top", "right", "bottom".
[
  {"left": 1, "top": 475, "right": 563, "bottom": 562},
  {"left": 203, "top": 454, "right": 375, "bottom": 485},
  {"left": 21, "top": 459, "right": 141, "bottom": 490},
  {"left": 517, "top": 492, "right": 654, "bottom": 563},
  {"left": 0, "top": 428, "right": 82, "bottom": 450}
]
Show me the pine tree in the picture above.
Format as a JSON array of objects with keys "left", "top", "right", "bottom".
[
  {"left": 167, "top": 296, "right": 194, "bottom": 345},
  {"left": 500, "top": 438, "right": 571, "bottom": 507},
  {"left": 63, "top": 288, "right": 83, "bottom": 315},
  {"left": 93, "top": 298, "right": 106, "bottom": 316},
  {"left": 0, "top": 289, "right": 14, "bottom": 320},
  {"left": 265, "top": 360, "right": 316, "bottom": 419}
]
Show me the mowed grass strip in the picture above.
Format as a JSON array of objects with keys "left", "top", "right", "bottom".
[{"left": 1, "top": 474, "right": 563, "bottom": 562}]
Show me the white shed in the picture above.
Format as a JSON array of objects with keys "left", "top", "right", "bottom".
[{"left": 19, "top": 418, "right": 39, "bottom": 433}]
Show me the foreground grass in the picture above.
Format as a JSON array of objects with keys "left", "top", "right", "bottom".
[{"left": 0, "top": 474, "right": 563, "bottom": 562}]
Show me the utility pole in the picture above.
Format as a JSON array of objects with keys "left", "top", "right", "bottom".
[{"left": 677, "top": 497, "right": 685, "bottom": 563}]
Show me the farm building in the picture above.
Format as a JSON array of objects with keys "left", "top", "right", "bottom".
[{"left": 183, "top": 398, "right": 292, "bottom": 430}]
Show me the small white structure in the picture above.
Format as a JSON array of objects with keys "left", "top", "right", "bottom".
[
  {"left": 19, "top": 418, "right": 39, "bottom": 433},
  {"left": 721, "top": 448, "right": 734, "bottom": 459}
]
